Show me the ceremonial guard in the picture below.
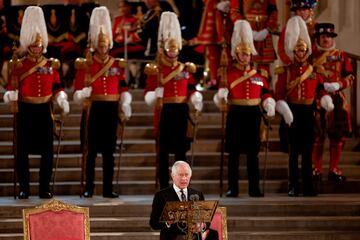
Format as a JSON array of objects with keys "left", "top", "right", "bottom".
[
  {"left": 137, "top": 0, "right": 162, "bottom": 59},
  {"left": 144, "top": 12, "right": 203, "bottom": 190},
  {"left": 214, "top": 20, "right": 276, "bottom": 197},
  {"left": 230, "top": 0, "right": 278, "bottom": 73},
  {"left": 274, "top": 16, "right": 333, "bottom": 197},
  {"left": 189, "top": 0, "right": 232, "bottom": 89},
  {"left": 3, "top": 6, "right": 70, "bottom": 199},
  {"left": 278, "top": 0, "right": 318, "bottom": 66},
  {"left": 111, "top": 0, "right": 143, "bottom": 57},
  {"left": 312, "top": 23, "right": 355, "bottom": 181},
  {"left": 73, "top": 6, "right": 132, "bottom": 198}
]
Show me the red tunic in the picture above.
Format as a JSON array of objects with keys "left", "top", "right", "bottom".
[
  {"left": 313, "top": 48, "right": 354, "bottom": 134},
  {"left": 74, "top": 56, "right": 128, "bottom": 96},
  {"left": 8, "top": 56, "right": 63, "bottom": 102},
  {"left": 274, "top": 63, "right": 325, "bottom": 103},
  {"left": 145, "top": 61, "right": 197, "bottom": 137},
  {"left": 226, "top": 64, "right": 271, "bottom": 103}
]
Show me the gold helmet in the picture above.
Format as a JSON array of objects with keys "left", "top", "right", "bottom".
[
  {"left": 284, "top": 16, "right": 311, "bottom": 61},
  {"left": 231, "top": 20, "right": 257, "bottom": 58},
  {"left": 89, "top": 6, "right": 113, "bottom": 51},
  {"left": 20, "top": 6, "right": 48, "bottom": 53}
]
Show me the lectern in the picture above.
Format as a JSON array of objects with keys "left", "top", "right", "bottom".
[{"left": 160, "top": 200, "right": 218, "bottom": 240}]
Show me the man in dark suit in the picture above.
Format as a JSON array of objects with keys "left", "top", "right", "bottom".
[{"left": 149, "top": 160, "right": 205, "bottom": 240}]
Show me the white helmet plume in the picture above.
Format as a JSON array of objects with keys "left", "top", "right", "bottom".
[
  {"left": 285, "top": 16, "right": 312, "bottom": 61},
  {"left": 231, "top": 20, "right": 257, "bottom": 58},
  {"left": 20, "top": 6, "right": 48, "bottom": 53},
  {"left": 157, "top": 11, "right": 182, "bottom": 51},
  {"left": 89, "top": 6, "right": 113, "bottom": 51}
]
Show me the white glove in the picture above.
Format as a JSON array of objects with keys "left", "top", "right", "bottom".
[
  {"left": 155, "top": 87, "right": 164, "bottom": 98},
  {"left": 262, "top": 97, "right": 276, "bottom": 117},
  {"left": 73, "top": 87, "right": 92, "bottom": 104},
  {"left": 3, "top": 90, "right": 18, "bottom": 103},
  {"left": 121, "top": 104, "right": 132, "bottom": 120},
  {"left": 216, "top": 1, "right": 230, "bottom": 13},
  {"left": 121, "top": 91, "right": 132, "bottom": 105},
  {"left": 190, "top": 91, "right": 203, "bottom": 112},
  {"left": 324, "top": 82, "right": 340, "bottom": 93},
  {"left": 144, "top": 91, "right": 156, "bottom": 107},
  {"left": 213, "top": 92, "right": 222, "bottom": 109},
  {"left": 275, "top": 100, "right": 293, "bottom": 126},
  {"left": 320, "top": 95, "right": 334, "bottom": 112},
  {"left": 253, "top": 28, "right": 269, "bottom": 42},
  {"left": 218, "top": 88, "right": 229, "bottom": 102},
  {"left": 56, "top": 91, "right": 70, "bottom": 114}
]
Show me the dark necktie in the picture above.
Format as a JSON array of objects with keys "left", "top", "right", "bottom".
[{"left": 180, "top": 189, "right": 186, "bottom": 201}]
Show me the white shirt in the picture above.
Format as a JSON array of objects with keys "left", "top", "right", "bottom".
[{"left": 173, "top": 184, "right": 187, "bottom": 201}]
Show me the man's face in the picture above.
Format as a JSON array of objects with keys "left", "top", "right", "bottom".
[
  {"left": 144, "top": 0, "right": 158, "bottom": 9},
  {"left": 236, "top": 51, "right": 251, "bottom": 66},
  {"left": 318, "top": 34, "right": 334, "bottom": 49},
  {"left": 294, "top": 48, "right": 308, "bottom": 63},
  {"left": 96, "top": 45, "right": 109, "bottom": 58},
  {"left": 295, "top": 8, "right": 311, "bottom": 21},
  {"left": 171, "top": 164, "right": 191, "bottom": 189},
  {"left": 164, "top": 48, "right": 179, "bottom": 63},
  {"left": 28, "top": 44, "right": 43, "bottom": 58},
  {"left": 119, "top": 2, "right": 131, "bottom": 16}
]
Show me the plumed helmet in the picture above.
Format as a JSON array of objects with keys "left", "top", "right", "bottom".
[
  {"left": 89, "top": 6, "right": 113, "bottom": 51},
  {"left": 20, "top": 6, "right": 48, "bottom": 53},
  {"left": 290, "top": 0, "right": 318, "bottom": 11},
  {"left": 231, "top": 20, "right": 257, "bottom": 58},
  {"left": 284, "top": 16, "right": 311, "bottom": 61},
  {"left": 157, "top": 11, "right": 182, "bottom": 52}
]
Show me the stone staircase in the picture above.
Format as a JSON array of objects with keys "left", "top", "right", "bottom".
[{"left": 0, "top": 89, "right": 360, "bottom": 239}]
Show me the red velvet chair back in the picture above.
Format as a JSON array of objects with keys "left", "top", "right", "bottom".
[
  {"left": 209, "top": 207, "right": 228, "bottom": 240},
  {"left": 23, "top": 199, "right": 90, "bottom": 240}
]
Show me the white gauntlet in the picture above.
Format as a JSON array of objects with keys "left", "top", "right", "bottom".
[
  {"left": 73, "top": 87, "right": 92, "bottom": 104},
  {"left": 3, "top": 90, "right": 18, "bottom": 103},
  {"left": 262, "top": 97, "right": 276, "bottom": 117},
  {"left": 190, "top": 91, "right": 203, "bottom": 112},
  {"left": 275, "top": 100, "right": 293, "bottom": 126},
  {"left": 56, "top": 91, "right": 70, "bottom": 114},
  {"left": 324, "top": 82, "right": 340, "bottom": 93},
  {"left": 121, "top": 91, "right": 132, "bottom": 120},
  {"left": 144, "top": 91, "right": 156, "bottom": 107},
  {"left": 320, "top": 95, "right": 334, "bottom": 112}
]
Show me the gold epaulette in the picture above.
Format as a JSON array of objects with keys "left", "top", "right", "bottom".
[
  {"left": 144, "top": 62, "right": 159, "bottom": 75},
  {"left": 9, "top": 58, "right": 22, "bottom": 69},
  {"left": 115, "top": 58, "right": 127, "bottom": 68},
  {"left": 75, "top": 58, "right": 87, "bottom": 69},
  {"left": 258, "top": 68, "right": 268, "bottom": 79},
  {"left": 275, "top": 66, "right": 285, "bottom": 75},
  {"left": 185, "top": 62, "right": 196, "bottom": 73},
  {"left": 49, "top": 58, "right": 61, "bottom": 69}
]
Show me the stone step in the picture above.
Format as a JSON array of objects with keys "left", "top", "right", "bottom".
[
  {"left": 0, "top": 195, "right": 360, "bottom": 240},
  {"left": 1, "top": 164, "right": 360, "bottom": 183},
  {"left": 1, "top": 138, "right": 359, "bottom": 155},
  {"left": 0, "top": 112, "right": 229, "bottom": 127},
  {"left": 1, "top": 151, "right": 359, "bottom": 168},
  {"left": 0, "top": 124, "right": 282, "bottom": 140},
  {"left": 0, "top": 195, "right": 360, "bottom": 217},
  {"left": 1, "top": 179, "right": 360, "bottom": 196},
  {"left": 1, "top": 215, "right": 359, "bottom": 233},
  {"left": 1, "top": 231, "right": 359, "bottom": 240}
]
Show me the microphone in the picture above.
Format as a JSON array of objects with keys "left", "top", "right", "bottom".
[{"left": 189, "top": 194, "right": 199, "bottom": 201}]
